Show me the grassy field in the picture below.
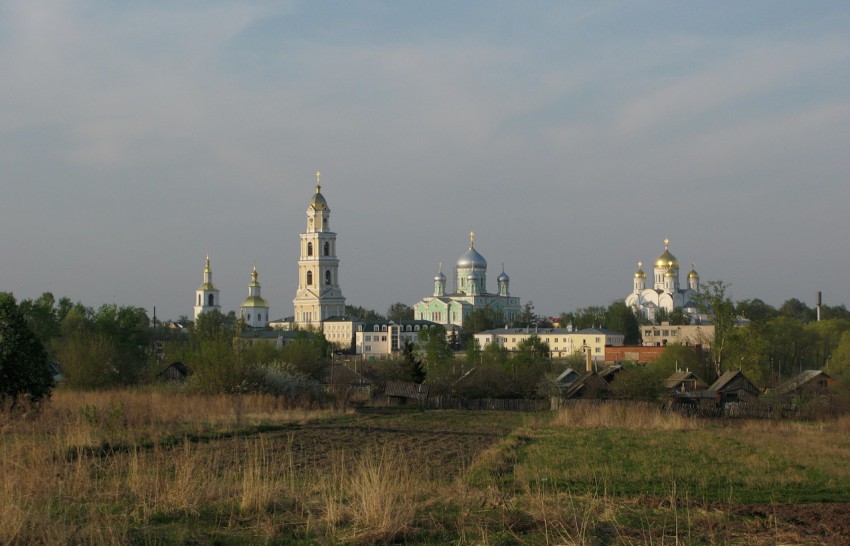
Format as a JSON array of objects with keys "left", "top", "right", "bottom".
[{"left": 2, "top": 391, "right": 849, "bottom": 544}]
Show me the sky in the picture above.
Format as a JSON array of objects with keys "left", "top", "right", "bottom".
[{"left": 1, "top": 1, "right": 849, "bottom": 321}]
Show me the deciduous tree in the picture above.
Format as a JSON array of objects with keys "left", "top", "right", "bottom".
[{"left": 386, "top": 302, "right": 414, "bottom": 322}]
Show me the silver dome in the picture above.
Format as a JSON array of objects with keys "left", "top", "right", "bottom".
[
  {"left": 497, "top": 271, "right": 510, "bottom": 282},
  {"left": 457, "top": 246, "right": 487, "bottom": 268}
]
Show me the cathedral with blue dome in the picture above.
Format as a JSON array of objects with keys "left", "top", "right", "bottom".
[{"left": 413, "top": 233, "right": 521, "bottom": 327}]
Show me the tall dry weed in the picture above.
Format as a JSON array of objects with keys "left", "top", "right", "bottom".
[
  {"left": 331, "top": 447, "right": 418, "bottom": 543},
  {"left": 240, "top": 434, "right": 283, "bottom": 513},
  {"left": 552, "top": 401, "right": 698, "bottom": 431}
]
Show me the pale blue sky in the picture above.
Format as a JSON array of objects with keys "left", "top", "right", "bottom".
[{"left": 1, "top": 1, "right": 849, "bottom": 320}]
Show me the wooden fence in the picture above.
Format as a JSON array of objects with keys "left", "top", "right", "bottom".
[{"left": 423, "top": 396, "right": 551, "bottom": 412}]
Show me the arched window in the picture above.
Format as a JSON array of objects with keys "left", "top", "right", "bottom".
[
  {"left": 307, "top": 242, "right": 313, "bottom": 256},
  {"left": 324, "top": 241, "right": 330, "bottom": 256},
  {"left": 197, "top": 294, "right": 201, "bottom": 305},
  {"left": 208, "top": 294, "right": 214, "bottom": 306},
  {"left": 325, "top": 270, "right": 331, "bottom": 285},
  {"left": 247, "top": 313, "right": 251, "bottom": 321},
  {"left": 306, "top": 271, "right": 313, "bottom": 285}
]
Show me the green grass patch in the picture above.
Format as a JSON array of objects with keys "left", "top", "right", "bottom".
[{"left": 477, "top": 424, "right": 850, "bottom": 504}]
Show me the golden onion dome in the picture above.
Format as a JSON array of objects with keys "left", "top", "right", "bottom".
[
  {"left": 634, "top": 261, "right": 646, "bottom": 279},
  {"left": 308, "top": 171, "right": 328, "bottom": 211},
  {"left": 654, "top": 239, "right": 678, "bottom": 268},
  {"left": 688, "top": 263, "right": 699, "bottom": 279},
  {"left": 309, "top": 186, "right": 328, "bottom": 211},
  {"left": 241, "top": 296, "right": 269, "bottom": 308},
  {"left": 665, "top": 267, "right": 676, "bottom": 278}
]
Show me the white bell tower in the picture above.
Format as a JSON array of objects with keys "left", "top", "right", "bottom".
[
  {"left": 293, "top": 171, "right": 346, "bottom": 328},
  {"left": 194, "top": 255, "right": 221, "bottom": 320}
]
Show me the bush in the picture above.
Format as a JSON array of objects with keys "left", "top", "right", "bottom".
[{"left": 258, "top": 361, "right": 325, "bottom": 403}]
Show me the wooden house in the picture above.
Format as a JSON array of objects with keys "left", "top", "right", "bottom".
[
  {"left": 562, "top": 371, "right": 612, "bottom": 400},
  {"left": 776, "top": 370, "right": 834, "bottom": 400},
  {"left": 665, "top": 370, "right": 708, "bottom": 393},
  {"left": 598, "top": 365, "right": 623, "bottom": 383},
  {"left": 383, "top": 380, "right": 428, "bottom": 406},
  {"left": 157, "top": 361, "right": 191, "bottom": 381},
  {"left": 707, "top": 370, "right": 760, "bottom": 405},
  {"left": 556, "top": 367, "right": 581, "bottom": 394}
]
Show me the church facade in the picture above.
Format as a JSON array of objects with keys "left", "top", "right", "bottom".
[
  {"left": 413, "top": 233, "right": 521, "bottom": 327},
  {"left": 625, "top": 239, "right": 700, "bottom": 322}
]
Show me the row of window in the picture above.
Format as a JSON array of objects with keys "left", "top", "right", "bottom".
[
  {"left": 306, "top": 270, "right": 334, "bottom": 286},
  {"left": 361, "top": 324, "right": 430, "bottom": 333},
  {"left": 307, "top": 217, "right": 329, "bottom": 229},
  {"left": 644, "top": 329, "right": 677, "bottom": 337},
  {"left": 197, "top": 294, "right": 216, "bottom": 306},
  {"left": 306, "top": 241, "right": 332, "bottom": 257}
]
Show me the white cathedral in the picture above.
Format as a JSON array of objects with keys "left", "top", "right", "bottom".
[
  {"left": 413, "top": 233, "right": 521, "bottom": 327},
  {"left": 192, "top": 172, "right": 345, "bottom": 329},
  {"left": 625, "top": 239, "right": 700, "bottom": 322}
]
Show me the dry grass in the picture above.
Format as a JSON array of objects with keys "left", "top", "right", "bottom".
[
  {"left": 0, "top": 390, "right": 428, "bottom": 544},
  {"left": 551, "top": 401, "right": 699, "bottom": 431},
  {"left": 343, "top": 446, "right": 418, "bottom": 542},
  {"left": 3, "top": 391, "right": 847, "bottom": 544}
]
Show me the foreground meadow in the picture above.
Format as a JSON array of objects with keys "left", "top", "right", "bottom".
[{"left": 2, "top": 391, "right": 849, "bottom": 544}]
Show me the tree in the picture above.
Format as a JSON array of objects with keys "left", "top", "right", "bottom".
[
  {"left": 417, "top": 325, "right": 453, "bottom": 370},
  {"left": 604, "top": 301, "right": 641, "bottom": 344},
  {"left": 560, "top": 306, "right": 607, "bottom": 330},
  {"left": 693, "top": 280, "right": 736, "bottom": 377},
  {"left": 508, "top": 336, "right": 551, "bottom": 397},
  {"left": 655, "top": 343, "right": 711, "bottom": 382},
  {"left": 193, "top": 309, "right": 233, "bottom": 341},
  {"left": 829, "top": 331, "right": 850, "bottom": 382},
  {"left": 18, "top": 292, "right": 61, "bottom": 350},
  {"left": 779, "top": 298, "right": 815, "bottom": 323},
  {"left": 345, "top": 305, "right": 385, "bottom": 321},
  {"left": 610, "top": 360, "right": 675, "bottom": 402},
  {"left": 386, "top": 302, "right": 414, "bottom": 322},
  {"left": 58, "top": 331, "right": 120, "bottom": 389},
  {"left": 736, "top": 298, "right": 778, "bottom": 323},
  {"left": 400, "top": 341, "right": 426, "bottom": 383},
  {"left": 514, "top": 301, "right": 539, "bottom": 328},
  {"left": 462, "top": 308, "right": 503, "bottom": 337},
  {"left": 0, "top": 293, "right": 53, "bottom": 405}
]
